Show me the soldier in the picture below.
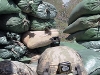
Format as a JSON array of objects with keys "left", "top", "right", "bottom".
[{"left": 0, "top": 60, "right": 37, "bottom": 75}]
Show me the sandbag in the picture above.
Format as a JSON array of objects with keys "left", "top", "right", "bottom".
[
  {"left": 13, "top": 0, "right": 42, "bottom": 13},
  {"left": 0, "top": 31, "right": 21, "bottom": 45},
  {"left": 78, "top": 41, "right": 100, "bottom": 52},
  {"left": 18, "top": 0, "right": 32, "bottom": 13},
  {"left": 60, "top": 42, "right": 100, "bottom": 75},
  {"left": 60, "top": 41, "right": 88, "bottom": 51},
  {"left": 30, "top": 1, "right": 57, "bottom": 19},
  {"left": 0, "top": 31, "right": 9, "bottom": 45},
  {"left": 66, "top": 27, "right": 100, "bottom": 41},
  {"left": 0, "top": 32, "right": 27, "bottom": 60},
  {"left": 80, "top": 48, "right": 100, "bottom": 75},
  {"left": 14, "top": 0, "right": 57, "bottom": 19},
  {"left": 22, "top": 29, "right": 59, "bottom": 49},
  {"left": 37, "top": 46, "right": 87, "bottom": 75},
  {"left": 68, "top": 0, "right": 100, "bottom": 25},
  {"left": 63, "top": 14, "right": 100, "bottom": 34},
  {"left": 0, "top": 61, "right": 37, "bottom": 75},
  {"left": 0, "top": 49, "right": 13, "bottom": 59},
  {"left": 0, "top": 0, "right": 21, "bottom": 14},
  {"left": 6, "top": 45, "right": 26, "bottom": 59},
  {"left": 13, "top": 0, "right": 32, "bottom": 13},
  {"left": 0, "top": 45, "right": 26, "bottom": 60},
  {"left": 0, "top": 13, "right": 30, "bottom": 33},
  {"left": 29, "top": 17, "right": 56, "bottom": 31}
]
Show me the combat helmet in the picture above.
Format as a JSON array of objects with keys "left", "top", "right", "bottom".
[{"left": 37, "top": 46, "right": 88, "bottom": 75}]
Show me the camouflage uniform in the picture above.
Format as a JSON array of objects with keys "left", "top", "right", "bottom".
[
  {"left": 0, "top": 61, "right": 37, "bottom": 75},
  {"left": 37, "top": 46, "right": 87, "bottom": 75}
]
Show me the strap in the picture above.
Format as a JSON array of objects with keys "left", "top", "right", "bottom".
[
  {"left": 43, "top": 62, "right": 57, "bottom": 75},
  {"left": 43, "top": 62, "right": 50, "bottom": 75},
  {"left": 73, "top": 64, "right": 83, "bottom": 75},
  {"left": 50, "top": 37, "right": 60, "bottom": 47}
]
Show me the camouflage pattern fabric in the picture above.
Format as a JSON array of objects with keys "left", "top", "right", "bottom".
[
  {"left": 0, "top": 61, "right": 37, "bottom": 75},
  {"left": 37, "top": 46, "right": 87, "bottom": 75}
]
